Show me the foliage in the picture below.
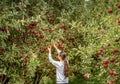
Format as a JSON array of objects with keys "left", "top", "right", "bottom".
[{"left": 0, "top": 0, "right": 120, "bottom": 84}]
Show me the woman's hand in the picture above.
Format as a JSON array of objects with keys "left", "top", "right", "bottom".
[{"left": 48, "top": 46, "right": 52, "bottom": 53}]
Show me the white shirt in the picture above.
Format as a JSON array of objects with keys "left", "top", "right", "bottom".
[{"left": 48, "top": 50, "right": 68, "bottom": 83}]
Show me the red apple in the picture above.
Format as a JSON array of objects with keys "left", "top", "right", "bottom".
[
  {"left": 60, "top": 23, "right": 65, "bottom": 29},
  {"left": 25, "top": 21, "right": 38, "bottom": 29},
  {"left": 108, "top": 70, "right": 114, "bottom": 75},
  {"left": 103, "top": 59, "right": 109, "bottom": 64},
  {"left": 31, "top": 30, "right": 38, "bottom": 34},
  {"left": 50, "top": 18, "right": 54, "bottom": 25},
  {"left": 39, "top": 34, "right": 44, "bottom": 39},
  {"left": 100, "top": 28, "right": 105, "bottom": 33},
  {"left": 50, "top": 18, "right": 54, "bottom": 21},
  {"left": 47, "top": 46, "right": 51, "bottom": 49},
  {"left": 108, "top": 81, "right": 113, "bottom": 84},
  {"left": 118, "top": 4, "right": 120, "bottom": 8},
  {"left": 118, "top": 19, "right": 120, "bottom": 24},
  {"left": 83, "top": 73, "right": 89, "bottom": 78},
  {"left": 96, "top": 50, "right": 102, "bottom": 56},
  {"left": 108, "top": 9, "right": 113, "bottom": 13},
  {"left": 110, "top": 58, "right": 115, "bottom": 63},
  {"left": 61, "top": 45, "right": 64, "bottom": 49},
  {"left": 112, "top": 48, "right": 119, "bottom": 53},
  {"left": 0, "top": 47, "right": 4, "bottom": 51}
]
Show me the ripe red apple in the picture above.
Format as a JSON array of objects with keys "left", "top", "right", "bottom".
[
  {"left": 96, "top": 49, "right": 105, "bottom": 56},
  {"left": 47, "top": 46, "right": 51, "bottom": 49},
  {"left": 96, "top": 50, "right": 102, "bottom": 56},
  {"left": 0, "top": 47, "right": 4, "bottom": 51},
  {"left": 38, "top": 34, "right": 44, "bottom": 39},
  {"left": 118, "top": 19, "right": 120, "bottom": 24},
  {"left": 25, "top": 21, "right": 38, "bottom": 29},
  {"left": 110, "top": 58, "right": 115, "bottom": 63},
  {"left": 83, "top": 73, "right": 89, "bottom": 78},
  {"left": 50, "top": 18, "right": 54, "bottom": 25},
  {"left": 61, "top": 45, "right": 64, "bottom": 49},
  {"left": 60, "top": 23, "right": 65, "bottom": 29},
  {"left": 100, "top": 28, "right": 105, "bottom": 33},
  {"left": 108, "top": 9, "right": 113, "bottom": 13},
  {"left": 112, "top": 48, "right": 119, "bottom": 53},
  {"left": 118, "top": 4, "right": 120, "bottom": 8},
  {"left": 108, "top": 81, "right": 113, "bottom": 84},
  {"left": 108, "top": 69, "right": 115, "bottom": 75},
  {"left": 31, "top": 30, "right": 38, "bottom": 34},
  {"left": 103, "top": 59, "right": 109, "bottom": 64}
]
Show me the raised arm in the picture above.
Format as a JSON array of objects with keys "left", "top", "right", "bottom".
[
  {"left": 53, "top": 44, "right": 61, "bottom": 54},
  {"left": 47, "top": 46, "right": 60, "bottom": 67}
]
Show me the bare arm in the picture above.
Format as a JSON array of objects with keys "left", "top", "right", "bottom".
[
  {"left": 53, "top": 44, "right": 61, "bottom": 54},
  {"left": 47, "top": 46, "right": 60, "bottom": 67}
]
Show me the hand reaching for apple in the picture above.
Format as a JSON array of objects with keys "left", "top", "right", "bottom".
[
  {"left": 48, "top": 44, "right": 59, "bottom": 53},
  {"left": 53, "top": 44, "right": 58, "bottom": 49},
  {"left": 48, "top": 46, "right": 51, "bottom": 52}
]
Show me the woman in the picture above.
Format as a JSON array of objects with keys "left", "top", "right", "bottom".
[{"left": 48, "top": 44, "right": 69, "bottom": 84}]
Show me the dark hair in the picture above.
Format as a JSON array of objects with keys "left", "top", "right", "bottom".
[{"left": 59, "top": 52, "right": 69, "bottom": 77}]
